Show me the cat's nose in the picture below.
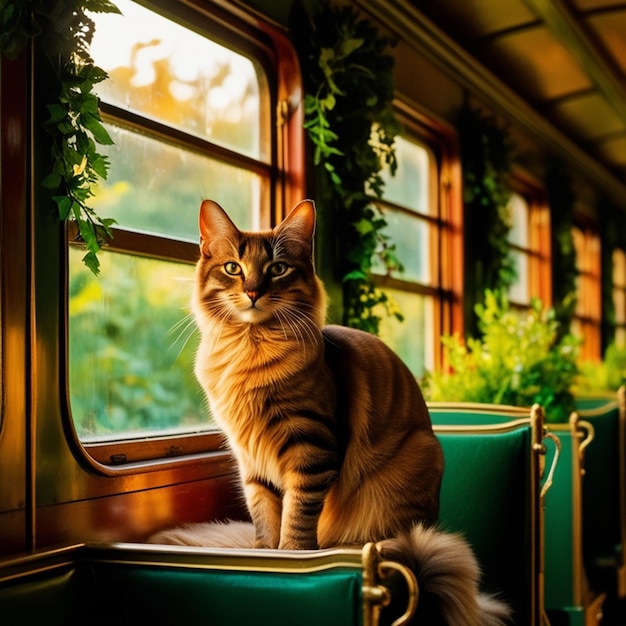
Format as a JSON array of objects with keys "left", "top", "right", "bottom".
[{"left": 246, "top": 290, "right": 259, "bottom": 303}]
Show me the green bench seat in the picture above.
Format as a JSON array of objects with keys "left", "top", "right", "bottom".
[
  {"left": 575, "top": 387, "right": 626, "bottom": 615},
  {"left": 430, "top": 403, "right": 550, "bottom": 626},
  {"left": 543, "top": 414, "right": 605, "bottom": 625},
  {"left": 0, "top": 542, "right": 416, "bottom": 626}
]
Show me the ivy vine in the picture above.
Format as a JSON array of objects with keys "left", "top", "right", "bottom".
[
  {"left": 1, "top": 0, "right": 119, "bottom": 274},
  {"left": 458, "top": 105, "right": 515, "bottom": 334},
  {"left": 545, "top": 160, "right": 578, "bottom": 339},
  {"left": 293, "top": 1, "right": 404, "bottom": 334}
]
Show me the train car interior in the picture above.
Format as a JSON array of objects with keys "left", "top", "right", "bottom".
[{"left": 1, "top": 0, "right": 626, "bottom": 624}]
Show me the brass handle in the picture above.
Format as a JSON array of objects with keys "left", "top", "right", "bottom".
[
  {"left": 378, "top": 559, "right": 419, "bottom": 626},
  {"left": 540, "top": 430, "right": 561, "bottom": 499},
  {"left": 576, "top": 419, "right": 595, "bottom": 475},
  {"left": 362, "top": 543, "right": 419, "bottom": 626}
]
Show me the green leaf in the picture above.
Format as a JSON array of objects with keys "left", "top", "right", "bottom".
[
  {"left": 45, "top": 103, "right": 68, "bottom": 124},
  {"left": 338, "top": 38, "right": 364, "bottom": 59},
  {"left": 81, "top": 250, "right": 101, "bottom": 275},
  {"left": 53, "top": 195, "right": 72, "bottom": 219},
  {"left": 343, "top": 270, "right": 368, "bottom": 282},
  {"left": 42, "top": 172, "right": 62, "bottom": 190},
  {"left": 81, "top": 115, "right": 114, "bottom": 145}
]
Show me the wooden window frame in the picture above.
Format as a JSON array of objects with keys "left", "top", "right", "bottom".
[
  {"left": 374, "top": 101, "right": 463, "bottom": 373},
  {"left": 64, "top": 0, "right": 304, "bottom": 468},
  {"left": 613, "top": 248, "right": 626, "bottom": 346},
  {"left": 508, "top": 169, "right": 552, "bottom": 308},
  {"left": 573, "top": 225, "right": 602, "bottom": 361}
]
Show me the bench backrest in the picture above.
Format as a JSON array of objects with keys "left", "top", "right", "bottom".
[
  {"left": 430, "top": 403, "right": 547, "bottom": 626},
  {"left": 575, "top": 386, "right": 626, "bottom": 599},
  {"left": 542, "top": 414, "right": 597, "bottom": 618}
]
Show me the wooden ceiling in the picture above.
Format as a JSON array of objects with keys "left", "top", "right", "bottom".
[{"left": 413, "top": 0, "right": 626, "bottom": 199}]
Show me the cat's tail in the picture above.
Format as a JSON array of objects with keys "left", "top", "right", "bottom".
[
  {"left": 378, "top": 523, "right": 511, "bottom": 626},
  {"left": 147, "top": 521, "right": 510, "bottom": 625}
]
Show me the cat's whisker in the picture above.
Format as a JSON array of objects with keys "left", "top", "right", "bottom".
[
  {"left": 167, "top": 312, "right": 199, "bottom": 361},
  {"left": 279, "top": 302, "right": 319, "bottom": 346}
]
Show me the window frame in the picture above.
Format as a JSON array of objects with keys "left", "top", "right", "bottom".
[
  {"left": 373, "top": 100, "right": 463, "bottom": 374},
  {"left": 572, "top": 224, "right": 602, "bottom": 361},
  {"left": 63, "top": 0, "right": 305, "bottom": 469},
  {"left": 507, "top": 169, "right": 552, "bottom": 309},
  {"left": 613, "top": 247, "right": 626, "bottom": 346}
]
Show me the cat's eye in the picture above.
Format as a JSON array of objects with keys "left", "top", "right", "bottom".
[
  {"left": 224, "top": 262, "right": 242, "bottom": 276},
  {"left": 269, "top": 262, "right": 289, "bottom": 277}
]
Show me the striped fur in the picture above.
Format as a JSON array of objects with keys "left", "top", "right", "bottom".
[{"left": 160, "top": 199, "right": 510, "bottom": 623}]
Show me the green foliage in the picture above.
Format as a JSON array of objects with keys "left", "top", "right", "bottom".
[
  {"left": 577, "top": 343, "right": 626, "bottom": 393},
  {"left": 295, "top": 1, "right": 403, "bottom": 333},
  {"left": 459, "top": 106, "right": 515, "bottom": 333},
  {"left": 545, "top": 161, "right": 578, "bottom": 337},
  {"left": 423, "top": 290, "right": 581, "bottom": 422},
  {"left": 2, "top": 0, "right": 120, "bottom": 274}
]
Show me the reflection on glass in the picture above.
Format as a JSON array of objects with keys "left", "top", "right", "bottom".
[
  {"left": 509, "top": 249, "right": 529, "bottom": 304},
  {"left": 92, "top": 123, "right": 261, "bottom": 239},
  {"left": 90, "top": 0, "right": 266, "bottom": 161},
  {"left": 379, "top": 136, "right": 432, "bottom": 214},
  {"left": 375, "top": 289, "right": 434, "bottom": 377},
  {"left": 507, "top": 193, "right": 529, "bottom": 248},
  {"left": 69, "top": 248, "right": 212, "bottom": 441},
  {"left": 372, "top": 207, "right": 430, "bottom": 282}
]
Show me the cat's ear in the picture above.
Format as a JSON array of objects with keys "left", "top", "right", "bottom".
[
  {"left": 275, "top": 199, "right": 316, "bottom": 244},
  {"left": 199, "top": 200, "right": 240, "bottom": 258}
]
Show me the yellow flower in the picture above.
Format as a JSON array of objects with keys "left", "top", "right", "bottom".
[{"left": 73, "top": 154, "right": 88, "bottom": 177}]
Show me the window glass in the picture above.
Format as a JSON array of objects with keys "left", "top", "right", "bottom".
[
  {"left": 573, "top": 227, "right": 602, "bottom": 360},
  {"left": 505, "top": 187, "right": 551, "bottom": 307},
  {"left": 507, "top": 192, "right": 530, "bottom": 304},
  {"left": 376, "top": 288, "right": 434, "bottom": 377},
  {"left": 613, "top": 248, "right": 626, "bottom": 345},
  {"left": 68, "top": 0, "right": 270, "bottom": 443},
  {"left": 372, "top": 130, "right": 449, "bottom": 377},
  {"left": 69, "top": 249, "right": 209, "bottom": 441},
  {"left": 91, "top": 0, "right": 267, "bottom": 161},
  {"left": 509, "top": 249, "right": 529, "bottom": 304},
  {"left": 507, "top": 192, "right": 528, "bottom": 248},
  {"left": 380, "top": 137, "right": 434, "bottom": 215},
  {"left": 373, "top": 207, "right": 431, "bottom": 282},
  {"left": 93, "top": 123, "right": 261, "bottom": 240}
]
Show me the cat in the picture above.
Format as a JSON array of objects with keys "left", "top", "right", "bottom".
[{"left": 149, "top": 199, "right": 510, "bottom": 625}]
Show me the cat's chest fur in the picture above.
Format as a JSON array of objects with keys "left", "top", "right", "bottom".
[{"left": 196, "top": 322, "right": 332, "bottom": 480}]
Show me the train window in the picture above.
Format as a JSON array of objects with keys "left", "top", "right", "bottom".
[
  {"left": 68, "top": 0, "right": 276, "bottom": 451},
  {"left": 613, "top": 248, "right": 626, "bottom": 346},
  {"left": 373, "top": 126, "right": 455, "bottom": 377},
  {"left": 507, "top": 193, "right": 530, "bottom": 305},
  {"left": 572, "top": 227, "right": 602, "bottom": 360},
  {"left": 506, "top": 181, "right": 551, "bottom": 307}
]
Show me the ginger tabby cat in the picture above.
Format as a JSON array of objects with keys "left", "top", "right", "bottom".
[{"left": 150, "top": 200, "right": 510, "bottom": 626}]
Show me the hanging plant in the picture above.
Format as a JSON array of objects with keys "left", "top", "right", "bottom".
[
  {"left": 545, "top": 160, "right": 578, "bottom": 339},
  {"left": 458, "top": 105, "right": 515, "bottom": 334},
  {"left": 293, "top": 0, "right": 404, "bottom": 333},
  {"left": 1, "top": 0, "right": 120, "bottom": 274}
]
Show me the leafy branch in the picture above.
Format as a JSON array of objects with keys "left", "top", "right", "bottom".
[
  {"left": 459, "top": 106, "right": 516, "bottom": 333},
  {"left": 2, "top": 0, "right": 120, "bottom": 274},
  {"left": 295, "top": 1, "right": 404, "bottom": 333}
]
